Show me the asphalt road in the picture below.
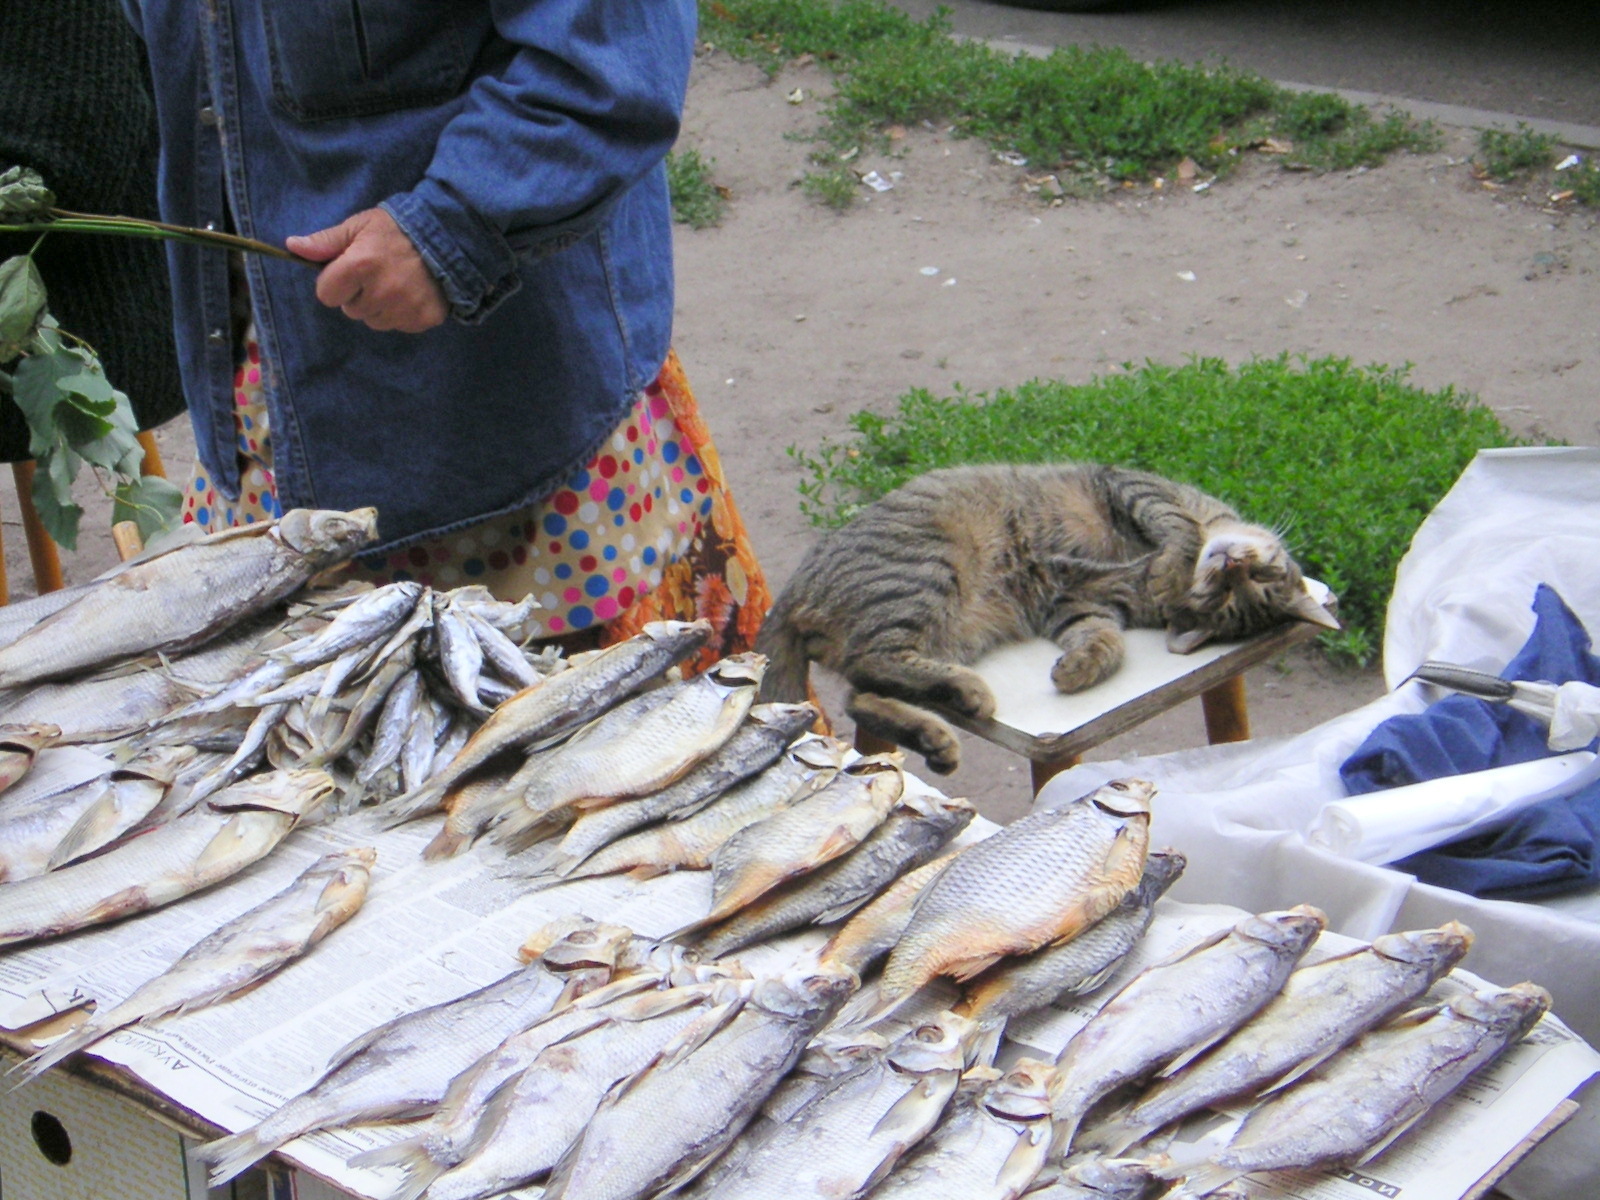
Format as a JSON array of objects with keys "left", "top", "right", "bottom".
[{"left": 887, "top": 0, "right": 1600, "bottom": 130}]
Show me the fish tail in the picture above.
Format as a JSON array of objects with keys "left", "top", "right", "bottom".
[
  {"left": 372, "top": 784, "right": 444, "bottom": 827},
  {"left": 753, "top": 598, "right": 810, "bottom": 703},
  {"left": 422, "top": 825, "right": 472, "bottom": 860},
  {"left": 346, "top": 1136, "right": 448, "bottom": 1200},
  {"left": 197, "top": 1128, "right": 285, "bottom": 1187},
  {"left": 12, "top": 1026, "right": 102, "bottom": 1083},
  {"left": 1082, "top": 1115, "right": 1154, "bottom": 1158},
  {"left": 1165, "top": 1163, "right": 1242, "bottom": 1197},
  {"left": 1047, "top": 1106, "right": 1085, "bottom": 1161}
]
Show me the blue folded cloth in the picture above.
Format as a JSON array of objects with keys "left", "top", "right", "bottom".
[{"left": 1339, "top": 585, "right": 1600, "bottom": 900}]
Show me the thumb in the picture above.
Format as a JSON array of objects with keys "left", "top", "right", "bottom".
[{"left": 286, "top": 213, "right": 367, "bottom": 263}]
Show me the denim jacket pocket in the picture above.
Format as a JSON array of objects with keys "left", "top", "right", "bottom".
[{"left": 260, "top": 0, "right": 486, "bottom": 122}]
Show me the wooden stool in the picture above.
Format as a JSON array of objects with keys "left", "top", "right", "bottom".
[
  {"left": 853, "top": 581, "right": 1334, "bottom": 794},
  {"left": 0, "top": 430, "right": 167, "bottom": 603}
]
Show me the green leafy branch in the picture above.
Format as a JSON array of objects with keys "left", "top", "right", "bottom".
[{"left": 0, "top": 166, "right": 196, "bottom": 550}]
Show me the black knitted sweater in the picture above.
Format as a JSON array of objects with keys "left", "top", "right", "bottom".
[{"left": 0, "top": 0, "right": 186, "bottom": 463}]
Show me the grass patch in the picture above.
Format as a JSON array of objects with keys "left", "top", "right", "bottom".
[
  {"left": 790, "top": 356, "right": 1535, "bottom": 664},
  {"left": 1477, "top": 124, "right": 1558, "bottom": 180},
  {"left": 667, "top": 147, "right": 728, "bottom": 229},
  {"left": 802, "top": 166, "right": 860, "bottom": 209},
  {"left": 700, "top": 0, "right": 1439, "bottom": 193}
]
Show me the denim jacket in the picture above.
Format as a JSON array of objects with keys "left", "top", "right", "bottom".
[{"left": 123, "top": 0, "right": 695, "bottom": 551}]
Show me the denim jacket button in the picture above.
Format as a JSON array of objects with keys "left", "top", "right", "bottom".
[{"left": 199, "top": 105, "right": 219, "bottom": 127}]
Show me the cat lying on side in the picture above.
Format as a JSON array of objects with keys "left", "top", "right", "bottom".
[{"left": 756, "top": 462, "right": 1338, "bottom": 774}]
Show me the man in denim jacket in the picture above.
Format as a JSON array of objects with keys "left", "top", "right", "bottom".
[{"left": 123, "top": 0, "right": 696, "bottom": 554}]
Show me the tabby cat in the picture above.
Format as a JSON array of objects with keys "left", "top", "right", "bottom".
[{"left": 756, "top": 462, "right": 1337, "bottom": 774}]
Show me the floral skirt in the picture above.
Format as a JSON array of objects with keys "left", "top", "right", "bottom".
[{"left": 183, "top": 339, "right": 770, "bottom": 670}]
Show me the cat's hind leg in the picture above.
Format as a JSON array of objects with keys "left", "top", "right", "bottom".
[
  {"left": 847, "top": 692, "right": 965, "bottom": 775},
  {"left": 1045, "top": 606, "right": 1127, "bottom": 693},
  {"left": 844, "top": 651, "right": 996, "bottom": 721}
]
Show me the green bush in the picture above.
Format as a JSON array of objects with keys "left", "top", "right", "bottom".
[
  {"left": 666, "top": 148, "right": 728, "bottom": 229},
  {"left": 791, "top": 357, "right": 1534, "bottom": 663}
]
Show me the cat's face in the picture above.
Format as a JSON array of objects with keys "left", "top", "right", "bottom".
[{"left": 1165, "top": 526, "right": 1339, "bottom": 653}]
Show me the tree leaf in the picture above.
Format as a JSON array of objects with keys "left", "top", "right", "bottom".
[
  {"left": 11, "top": 347, "right": 75, "bottom": 460},
  {"left": 31, "top": 448, "right": 81, "bottom": 551},
  {"left": 113, "top": 475, "right": 184, "bottom": 544},
  {"left": 0, "top": 167, "right": 55, "bottom": 217},
  {"left": 0, "top": 255, "right": 47, "bottom": 361},
  {"left": 57, "top": 405, "right": 119, "bottom": 456},
  {"left": 55, "top": 370, "right": 118, "bottom": 414}
]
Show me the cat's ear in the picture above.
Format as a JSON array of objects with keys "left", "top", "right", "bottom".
[
  {"left": 1165, "top": 609, "right": 1214, "bottom": 654},
  {"left": 1288, "top": 591, "right": 1340, "bottom": 631}
]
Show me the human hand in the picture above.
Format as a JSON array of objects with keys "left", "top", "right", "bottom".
[{"left": 287, "top": 208, "right": 448, "bottom": 333}]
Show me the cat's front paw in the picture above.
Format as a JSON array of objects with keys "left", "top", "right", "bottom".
[
  {"left": 938, "top": 670, "right": 997, "bottom": 721},
  {"left": 1051, "top": 629, "right": 1125, "bottom": 693}
]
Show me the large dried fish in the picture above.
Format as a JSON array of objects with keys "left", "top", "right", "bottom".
[
  {"left": 819, "top": 853, "right": 958, "bottom": 978},
  {"left": 0, "top": 768, "right": 336, "bottom": 947},
  {"left": 198, "top": 917, "right": 636, "bottom": 1186},
  {"left": 1169, "top": 982, "right": 1551, "bottom": 1198},
  {"left": 386, "top": 977, "right": 759, "bottom": 1200},
  {"left": 1095, "top": 920, "right": 1475, "bottom": 1153},
  {"left": 526, "top": 738, "right": 848, "bottom": 887},
  {"left": 878, "top": 779, "right": 1155, "bottom": 1005},
  {"left": 46, "top": 745, "right": 198, "bottom": 869},
  {"left": 548, "top": 702, "right": 820, "bottom": 875},
  {"left": 673, "top": 754, "right": 906, "bottom": 938},
  {"left": 0, "top": 509, "right": 378, "bottom": 688},
  {"left": 380, "top": 619, "right": 711, "bottom": 824},
  {"left": 1048, "top": 905, "right": 1327, "bottom": 1154},
  {"left": 867, "top": 1060, "right": 1059, "bottom": 1200},
  {"left": 956, "top": 849, "right": 1187, "bottom": 1029},
  {"left": 17, "top": 847, "right": 375, "bottom": 1080},
  {"left": 697, "top": 794, "right": 977, "bottom": 958},
  {"left": 479, "top": 653, "right": 766, "bottom": 850},
  {"left": 544, "top": 967, "right": 857, "bottom": 1200},
  {"left": 694, "top": 1012, "right": 973, "bottom": 1200}
]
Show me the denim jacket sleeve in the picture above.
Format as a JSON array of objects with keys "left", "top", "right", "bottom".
[{"left": 381, "top": 0, "right": 696, "bottom": 324}]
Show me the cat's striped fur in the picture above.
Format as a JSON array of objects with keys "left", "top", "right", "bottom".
[{"left": 756, "top": 463, "right": 1336, "bottom": 774}]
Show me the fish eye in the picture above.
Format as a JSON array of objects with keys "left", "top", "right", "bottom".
[
  {"left": 914, "top": 1024, "right": 943, "bottom": 1042},
  {"left": 567, "top": 930, "right": 596, "bottom": 945}
]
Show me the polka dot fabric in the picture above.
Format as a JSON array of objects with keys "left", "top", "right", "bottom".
[{"left": 182, "top": 331, "right": 770, "bottom": 670}]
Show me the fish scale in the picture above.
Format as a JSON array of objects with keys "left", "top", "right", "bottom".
[
  {"left": 877, "top": 779, "right": 1155, "bottom": 1003},
  {"left": 819, "top": 853, "right": 957, "bottom": 978}
]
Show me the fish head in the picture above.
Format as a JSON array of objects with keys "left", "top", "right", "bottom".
[
  {"left": 1449, "top": 982, "right": 1552, "bottom": 1040},
  {"left": 1085, "top": 778, "right": 1157, "bottom": 819},
  {"left": 540, "top": 920, "right": 636, "bottom": 973},
  {"left": 641, "top": 619, "right": 714, "bottom": 650},
  {"left": 519, "top": 913, "right": 603, "bottom": 961},
  {"left": 310, "top": 847, "right": 377, "bottom": 922},
  {"left": 1136, "top": 848, "right": 1188, "bottom": 901},
  {"left": 1372, "top": 921, "right": 1475, "bottom": 974},
  {"left": 275, "top": 508, "right": 381, "bottom": 562},
  {"left": 209, "top": 767, "right": 338, "bottom": 819},
  {"left": 791, "top": 735, "right": 851, "bottom": 771},
  {"left": 984, "top": 1058, "right": 1057, "bottom": 1121},
  {"left": 749, "top": 701, "right": 821, "bottom": 737},
  {"left": 121, "top": 743, "right": 201, "bottom": 782},
  {"left": 1058, "top": 1156, "right": 1165, "bottom": 1199},
  {"left": 755, "top": 965, "right": 860, "bottom": 1021},
  {"left": 1239, "top": 904, "right": 1327, "bottom": 953},
  {"left": 798, "top": 1028, "right": 893, "bottom": 1076},
  {"left": 887, "top": 1011, "right": 976, "bottom": 1075},
  {"left": 0, "top": 722, "right": 60, "bottom": 753}
]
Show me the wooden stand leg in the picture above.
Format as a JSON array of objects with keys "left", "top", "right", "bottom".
[
  {"left": 135, "top": 430, "right": 167, "bottom": 479},
  {"left": 1030, "top": 753, "right": 1082, "bottom": 795},
  {"left": 853, "top": 727, "right": 898, "bottom": 758},
  {"left": 1201, "top": 673, "right": 1251, "bottom": 744},
  {"left": 11, "top": 462, "right": 64, "bottom": 595}
]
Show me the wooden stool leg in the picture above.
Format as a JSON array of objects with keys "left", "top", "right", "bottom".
[
  {"left": 135, "top": 430, "right": 167, "bottom": 479},
  {"left": 11, "top": 462, "right": 64, "bottom": 595},
  {"left": 853, "top": 727, "right": 898, "bottom": 758},
  {"left": 1201, "top": 674, "right": 1251, "bottom": 744},
  {"left": 1030, "top": 753, "right": 1081, "bottom": 795}
]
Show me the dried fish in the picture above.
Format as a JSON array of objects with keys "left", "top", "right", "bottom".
[
  {"left": 380, "top": 619, "right": 711, "bottom": 824},
  {"left": 0, "top": 509, "right": 379, "bottom": 688},
  {"left": 545, "top": 967, "right": 857, "bottom": 1200},
  {"left": 1169, "top": 982, "right": 1551, "bottom": 1198},
  {"left": 956, "top": 850, "right": 1187, "bottom": 1029},
  {"left": 674, "top": 754, "right": 905, "bottom": 938},
  {"left": 697, "top": 794, "right": 977, "bottom": 958},
  {"left": 1019, "top": 1158, "right": 1159, "bottom": 1200},
  {"left": 0, "top": 768, "right": 336, "bottom": 948},
  {"left": 198, "top": 917, "right": 636, "bottom": 1186},
  {"left": 433, "top": 595, "right": 489, "bottom": 712},
  {"left": 868, "top": 1059, "right": 1059, "bottom": 1200},
  {"left": 819, "top": 853, "right": 958, "bottom": 978},
  {"left": 16, "top": 847, "right": 375, "bottom": 1080},
  {"left": 549, "top": 702, "right": 820, "bottom": 874},
  {"left": 46, "top": 746, "right": 198, "bottom": 869},
  {"left": 463, "top": 607, "right": 541, "bottom": 689},
  {"left": 1048, "top": 905, "right": 1327, "bottom": 1155},
  {"left": 0, "top": 722, "right": 59, "bottom": 795},
  {"left": 694, "top": 1012, "right": 973, "bottom": 1200},
  {"left": 878, "top": 779, "right": 1155, "bottom": 1005},
  {"left": 1095, "top": 920, "right": 1475, "bottom": 1154},
  {"left": 481, "top": 653, "right": 766, "bottom": 850},
  {"left": 271, "top": 583, "right": 422, "bottom": 668},
  {"left": 526, "top": 738, "right": 848, "bottom": 887}
]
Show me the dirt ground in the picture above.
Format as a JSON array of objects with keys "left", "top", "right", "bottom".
[{"left": 14, "top": 48, "right": 1597, "bottom": 826}]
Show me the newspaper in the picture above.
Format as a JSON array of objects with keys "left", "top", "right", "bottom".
[{"left": 0, "top": 808, "right": 1595, "bottom": 1200}]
